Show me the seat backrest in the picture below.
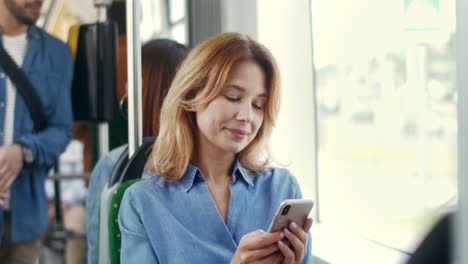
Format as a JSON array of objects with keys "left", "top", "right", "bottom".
[
  {"left": 108, "top": 147, "right": 129, "bottom": 186},
  {"left": 98, "top": 136, "right": 156, "bottom": 264},
  {"left": 118, "top": 136, "right": 156, "bottom": 184},
  {"left": 108, "top": 178, "right": 142, "bottom": 264},
  {"left": 98, "top": 145, "right": 128, "bottom": 264},
  {"left": 98, "top": 183, "right": 118, "bottom": 264}
]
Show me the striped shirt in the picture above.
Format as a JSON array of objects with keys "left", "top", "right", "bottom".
[
  {"left": 3, "top": 33, "right": 27, "bottom": 145},
  {"left": 2, "top": 33, "right": 28, "bottom": 210}
]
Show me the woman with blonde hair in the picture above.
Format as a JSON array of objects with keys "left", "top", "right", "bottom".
[{"left": 119, "top": 32, "right": 312, "bottom": 263}]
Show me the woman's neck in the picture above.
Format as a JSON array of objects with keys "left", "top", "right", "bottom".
[{"left": 192, "top": 145, "right": 235, "bottom": 184}]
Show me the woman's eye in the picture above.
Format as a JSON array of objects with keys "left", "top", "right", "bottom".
[
  {"left": 225, "top": 96, "right": 240, "bottom": 102},
  {"left": 253, "top": 103, "right": 264, "bottom": 110}
]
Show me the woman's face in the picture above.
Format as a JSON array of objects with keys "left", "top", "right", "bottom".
[{"left": 195, "top": 60, "right": 267, "bottom": 156}]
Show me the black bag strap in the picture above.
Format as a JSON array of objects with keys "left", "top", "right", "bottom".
[{"left": 0, "top": 44, "right": 47, "bottom": 132}]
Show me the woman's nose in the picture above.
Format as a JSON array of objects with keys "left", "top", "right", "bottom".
[{"left": 236, "top": 102, "right": 253, "bottom": 123}]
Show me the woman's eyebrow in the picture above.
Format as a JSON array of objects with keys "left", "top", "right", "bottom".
[
  {"left": 224, "top": 84, "right": 268, "bottom": 97},
  {"left": 224, "top": 84, "right": 245, "bottom": 92}
]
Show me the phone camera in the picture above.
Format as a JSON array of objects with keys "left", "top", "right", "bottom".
[{"left": 281, "top": 205, "right": 291, "bottom": 216}]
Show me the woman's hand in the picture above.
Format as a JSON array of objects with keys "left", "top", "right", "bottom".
[
  {"left": 277, "top": 217, "right": 313, "bottom": 264},
  {"left": 230, "top": 229, "right": 285, "bottom": 264}
]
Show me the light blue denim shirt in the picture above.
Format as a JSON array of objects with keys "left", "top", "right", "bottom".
[
  {"left": 86, "top": 145, "right": 126, "bottom": 264},
  {"left": 119, "top": 160, "right": 313, "bottom": 263}
]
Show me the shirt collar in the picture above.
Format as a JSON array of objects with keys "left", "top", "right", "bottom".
[
  {"left": 177, "top": 163, "right": 200, "bottom": 192},
  {"left": 177, "top": 159, "right": 255, "bottom": 192},
  {"left": 231, "top": 159, "right": 255, "bottom": 187},
  {"left": 0, "top": 25, "right": 39, "bottom": 44},
  {"left": 27, "top": 25, "right": 41, "bottom": 40}
]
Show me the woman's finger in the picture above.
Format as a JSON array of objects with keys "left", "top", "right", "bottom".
[
  {"left": 277, "top": 240, "right": 295, "bottom": 264},
  {"left": 283, "top": 228, "right": 305, "bottom": 261},
  {"left": 258, "top": 252, "right": 283, "bottom": 264},
  {"left": 244, "top": 231, "right": 284, "bottom": 250},
  {"left": 289, "top": 221, "right": 308, "bottom": 245},
  {"left": 249, "top": 243, "right": 280, "bottom": 260}
]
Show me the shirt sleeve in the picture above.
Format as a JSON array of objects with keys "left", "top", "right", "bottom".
[
  {"left": 17, "top": 46, "right": 73, "bottom": 167},
  {"left": 119, "top": 189, "right": 159, "bottom": 263}
]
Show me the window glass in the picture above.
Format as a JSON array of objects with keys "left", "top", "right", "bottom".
[
  {"left": 169, "top": 0, "right": 186, "bottom": 23},
  {"left": 141, "top": 0, "right": 164, "bottom": 42},
  {"left": 312, "top": 0, "right": 456, "bottom": 251},
  {"left": 170, "top": 22, "right": 187, "bottom": 45}
]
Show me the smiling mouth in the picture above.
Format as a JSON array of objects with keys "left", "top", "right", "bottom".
[{"left": 225, "top": 128, "right": 249, "bottom": 139}]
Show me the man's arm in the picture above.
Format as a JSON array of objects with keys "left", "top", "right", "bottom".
[{"left": 16, "top": 48, "right": 74, "bottom": 167}]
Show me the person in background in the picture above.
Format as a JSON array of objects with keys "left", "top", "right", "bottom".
[
  {"left": 85, "top": 38, "right": 188, "bottom": 264},
  {"left": 0, "top": 0, "right": 73, "bottom": 263},
  {"left": 119, "top": 32, "right": 313, "bottom": 263}
]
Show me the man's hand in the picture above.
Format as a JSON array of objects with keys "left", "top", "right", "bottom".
[
  {"left": 0, "top": 191, "right": 10, "bottom": 207},
  {"left": 0, "top": 144, "right": 23, "bottom": 192}
]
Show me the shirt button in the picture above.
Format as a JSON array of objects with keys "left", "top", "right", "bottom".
[
  {"left": 0, "top": 73, "right": 5, "bottom": 79},
  {"left": 0, "top": 102, "right": 5, "bottom": 108}
]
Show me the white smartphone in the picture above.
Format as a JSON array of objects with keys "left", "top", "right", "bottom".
[{"left": 268, "top": 199, "right": 314, "bottom": 233}]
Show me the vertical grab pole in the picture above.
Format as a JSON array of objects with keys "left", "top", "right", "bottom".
[
  {"left": 456, "top": 0, "right": 468, "bottom": 262},
  {"left": 95, "top": 0, "right": 111, "bottom": 157},
  {"left": 126, "top": 0, "right": 143, "bottom": 157}
]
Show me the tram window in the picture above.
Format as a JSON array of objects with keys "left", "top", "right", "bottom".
[
  {"left": 312, "top": 0, "right": 456, "bottom": 254},
  {"left": 169, "top": 0, "right": 186, "bottom": 24},
  {"left": 141, "top": 0, "right": 164, "bottom": 41},
  {"left": 140, "top": 0, "right": 187, "bottom": 45},
  {"left": 170, "top": 22, "right": 187, "bottom": 46}
]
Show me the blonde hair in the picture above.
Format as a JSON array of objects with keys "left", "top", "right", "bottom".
[{"left": 147, "top": 32, "right": 281, "bottom": 181}]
